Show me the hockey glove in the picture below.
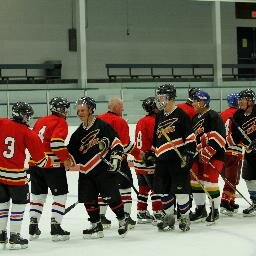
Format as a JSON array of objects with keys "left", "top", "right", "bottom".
[
  {"left": 199, "top": 145, "right": 216, "bottom": 164},
  {"left": 109, "top": 151, "right": 123, "bottom": 172},
  {"left": 143, "top": 150, "right": 156, "bottom": 167}
]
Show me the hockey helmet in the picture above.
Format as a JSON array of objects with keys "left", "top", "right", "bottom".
[
  {"left": 50, "top": 97, "right": 70, "bottom": 116},
  {"left": 142, "top": 96, "right": 157, "bottom": 114},
  {"left": 238, "top": 89, "right": 255, "bottom": 102},
  {"left": 156, "top": 84, "right": 176, "bottom": 100},
  {"left": 227, "top": 92, "right": 239, "bottom": 107},
  {"left": 76, "top": 96, "right": 96, "bottom": 113},
  {"left": 193, "top": 91, "right": 211, "bottom": 105},
  {"left": 188, "top": 88, "right": 200, "bottom": 99},
  {"left": 12, "top": 101, "right": 34, "bottom": 124}
]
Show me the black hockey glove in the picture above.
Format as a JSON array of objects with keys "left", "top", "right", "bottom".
[
  {"left": 143, "top": 150, "right": 156, "bottom": 167},
  {"left": 109, "top": 151, "right": 123, "bottom": 172}
]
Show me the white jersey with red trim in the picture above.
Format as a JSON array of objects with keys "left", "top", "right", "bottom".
[
  {"left": 152, "top": 107, "right": 196, "bottom": 161},
  {"left": 192, "top": 109, "right": 226, "bottom": 161}
]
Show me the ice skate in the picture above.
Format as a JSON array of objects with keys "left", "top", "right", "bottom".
[
  {"left": 51, "top": 218, "right": 70, "bottom": 242},
  {"left": 190, "top": 205, "right": 207, "bottom": 222},
  {"left": 29, "top": 217, "right": 41, "bottom": 240},
  {"left": 118, "top": 216, "right": 128, "bottom": 238},
  {"left": 157, "top": 213, "right": 175, "bottom": 232},
  {"left": 8, "top": 233, "right": 28, "bottom": 250},
  {"left": 83, "top": 221, "right": 104, "bottom": 239},
  {"left": 100, "top": 214, "right": 111, "bottom": 229},
  {"left": 0, "top": 230, "right": 7, "bottom": 249},
  {"left": 179, "top": 215, "right": 190, "bottom": 232},
  {"left": 137, "top": 210, "right": 153, "bottom": 224}
]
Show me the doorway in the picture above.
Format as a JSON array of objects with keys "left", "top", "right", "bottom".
[{"left": 237, "top": 27, "right": 256, "bottom": 78}]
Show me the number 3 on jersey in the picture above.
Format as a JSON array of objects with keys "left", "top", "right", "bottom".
[{"left": 3, "top": 137, "right": 15, "bottom": 159}]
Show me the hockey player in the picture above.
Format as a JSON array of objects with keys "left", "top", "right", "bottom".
[
  {"left": 220, "top": 92, "right": 242, "bottom": 215},
  {"left": 29, "top": 97, "right": 74, "bottom": 242},
  {"left": 152, "top": 84, "right": 196, "bottom": 232},
  {"left": 134, "top": 96, "right": 163, "bottom": 224},
  {"left": 177, "top": 87, "right": 200, "bottom": 120},
  {"left": 0, "top": 102, "right": 52, "bottom": 250},
  {"left": 229, "top": 89, "right": 256, "bottom": 216},
  {"left": 97, "top": 97, "right": 141, "bottom": 229},
  {"left": 190, "top": 90, "right": 226, "bottom": 222},
  {"left": 68, "top": 96, "right": 129, "bottom": 238}
]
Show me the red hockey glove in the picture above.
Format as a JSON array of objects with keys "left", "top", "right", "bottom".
[{"left": 199, "top": 146, "right": 216, "bottom": 164}]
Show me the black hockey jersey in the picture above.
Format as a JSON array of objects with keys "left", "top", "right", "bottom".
[
  {"left": 229, "top": 106, "right": 256, "bottom": 150},
  {"left": 68, "top": 117, "right": 123, "bottom": 175},
  {"left": 152, "top": 107, "right": 196, "bottom": 161},
  {"left": 192, "top": 109, "right": 226, "bottom": 161}
]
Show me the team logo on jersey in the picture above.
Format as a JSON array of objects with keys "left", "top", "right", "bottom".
[
  {"left": 157, "top": 118, "right": 178, "bottom": 138},
  {"left": 193, "top": 119, "right": 205, "bottom": 136},
  {"left": 242, "top": 117, "right": 256, "bottom": 136},
  {"left": 80, "top": 129, "right": 100, "bottom": 154}
]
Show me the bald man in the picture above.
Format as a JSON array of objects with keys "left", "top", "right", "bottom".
[{"left": 97, "top": 97, "right": 144, "bottom": 229}]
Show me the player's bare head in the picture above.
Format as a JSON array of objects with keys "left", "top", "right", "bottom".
[
  {"left": 12, "top": 101, "right": 34, "bottom": 125},
  {"left": 108, "top": 97, "right": 124, "bottom": 117},
  {"left": 156, "top": 84, "right": 176, "bottom": 110}
]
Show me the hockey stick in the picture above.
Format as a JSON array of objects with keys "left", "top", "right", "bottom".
[
  {"left": 100, "top": 156, "right": 139, "bottom": 195},
  {"left": 161, "top": 128, "right": 215, "bottom": 222},
  {"left": 64, "top": 201, "right": 79, "bottom": 214},
  {"left": 208, "top": 161, "right": 252, "bottom": 207},
  {"left": 161, "top": 128, "right": 186, "bottom": 168}
]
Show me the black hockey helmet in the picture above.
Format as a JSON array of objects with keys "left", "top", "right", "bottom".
[
  {"left": 142, "top": 96, "right": 157, "bottom": 114},
  {"left": 156, "top": 84, "right": 176, "bottom": 100},
  {"left": 12, "top": 101, "right": 34, "bottom": 124},
  {"left": 238, "top": 89, "right": 255, "bottom": 102},
  {"left": 50, "top": 97, "right": 70, "bottom": 116},
  {"left": 188, "top": 88, "right": 200, "bottom": 99},
  {"left": 76, "top": 96, "right": 96, "bottom": 113}
]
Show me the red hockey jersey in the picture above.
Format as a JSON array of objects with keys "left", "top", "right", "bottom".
[
  {"left": 32, "top": 114, "right": 69, "bottom": 167},
  {"left": 134, "top": 115, "right": 155, "bottom": 174},
  {"left": 0, "top": 118, "right": 51, "bottom": 186},
  {"left": 177, "top": 102, "right": 196, "bottom": 120},
  {"left": 97, "top": 111, "right": 141, "bottom": 159}
]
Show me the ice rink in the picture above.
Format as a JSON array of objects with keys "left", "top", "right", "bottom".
[{"left": 1, "top": 126, "right": 256, "bottom": 256}]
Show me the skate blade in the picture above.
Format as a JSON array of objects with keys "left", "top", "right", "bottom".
[
  {"left": 243, "top": 212, "right": 256, "bottom": 217},
  {"left": 102, "top": 224, "right": 111, "bottom": 230},
  {"left": 137, "top": 219, "right": 152, "bottom": 224},
  {"left": 83, "top": 232, "right": 104, "bottom": 239},
  {"left": 29, "top": 234, "right": 40, "bottom": 241},
  {"left": 220, "top": 208, "right": 234, "bottom": 217},
  {"left": 52, "top": 235, "right": 70, "bottom": 242},
  {"left": 158, "top": 226, "right": 175, "bottom": 232},
  {"left": 128, "top": 224, "right": 136, "bottom": 230},
  {"left": 205, "top": 218, "right": 219, "bottom": 226},
  {"left": 7, "top": 243, "right": 28, "bottom": 250},
  {"left": 179, "top": 227, "right": 190, "bottom": 232}
]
